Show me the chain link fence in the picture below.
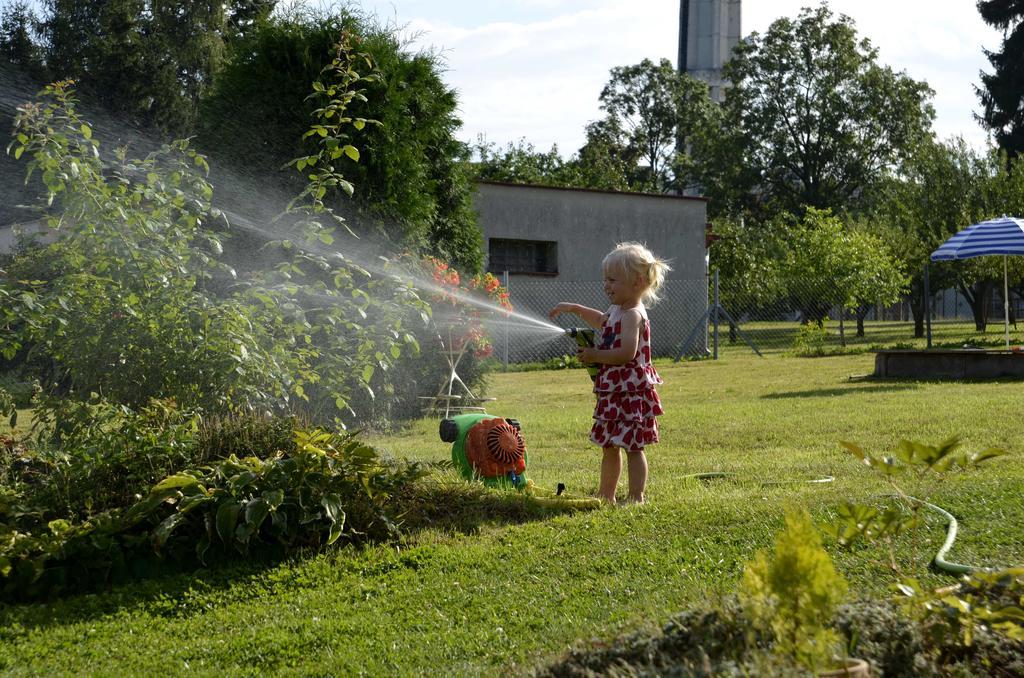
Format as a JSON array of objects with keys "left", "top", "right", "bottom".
[
  {"left": 704, "top": 278, "right": 1024, "bottom": 357},
  {"left": 489, "top": 274, "right": 1023, "bottom": 365},
  {"left": 487, "top": 278, "right": 708, "bottom": 364}
]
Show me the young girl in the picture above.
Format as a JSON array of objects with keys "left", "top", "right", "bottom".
[{"left": 549, "top": 242, "right": 670, "bottom": 504}]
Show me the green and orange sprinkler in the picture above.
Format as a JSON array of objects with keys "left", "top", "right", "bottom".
[
  {"left": 439, "top": 413, "right": 529, "bottom": 490},
  {"left": 438, "top": 413, "right": 601, "bottom": 508}
]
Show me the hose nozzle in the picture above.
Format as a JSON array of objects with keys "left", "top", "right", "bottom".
[
  {"left": 565, "top": 328, "right": 598, "bottom": 381},
  {"left": 566, "top": 327, "right": 595, "bottom": 347}
]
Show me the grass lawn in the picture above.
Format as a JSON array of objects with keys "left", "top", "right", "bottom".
[
  {"left": 1, "top": 353, "right": 1022, "bottom": 675},
  {"left": 707, "top": 318, "right": 1024, "bottom": 355}
]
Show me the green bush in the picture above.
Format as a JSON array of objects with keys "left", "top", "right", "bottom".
[
  {"left": 197, "top": 6, "right": 483, "bottom": 274},
  {"left": 3, "top": 405, "right": 308, "bottom": 524},
  {"left": 0, "top": 372, "right": 35, "bottom": 409},
  {"left": 739, "top": 507, "right": 848, "bottom": 672},
  {"left": 2, "top": 76, "right": 425, "bottom": 429},
  {"left": 125, "top": 428, "right": 429, "bottom": 557},
  {"left": 11, "top": 397, "right": 201, "bottom": 518},
  {"left": 0, "top": 427, "right": 428, "bottom": 601},
  {"left": 0, "top": 387, "right": 14, "bottom": 429},
  {"left": 791, "top": 320, "right": 830, "bottom": 357}
]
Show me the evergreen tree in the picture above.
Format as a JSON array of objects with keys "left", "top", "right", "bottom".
[
  {"left": 977, "top": 0, "right": 1024, "bottom": 163},
  {"left": 0, "top": 0, "right": 46, "bottom": 79},
  {"left": 226, "top": 0, "right": 276, "bottom": 42},
  {"left": 37, "top": 0, "right": 271, "bottom": 136},
  {"left": 198, "top": 8, "right": 482, "bottom": 272}
]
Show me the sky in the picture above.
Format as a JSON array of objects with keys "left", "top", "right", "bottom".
[{"left": 348, "top": 0, "right": 1000, "bottom": 155}]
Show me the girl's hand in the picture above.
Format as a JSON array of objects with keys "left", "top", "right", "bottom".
[
  {"left": 548, "top": 302, "right": 573, "bottom": 320},
  {"left": 577, "top": 346, "right": 598, "bottom": 364}
]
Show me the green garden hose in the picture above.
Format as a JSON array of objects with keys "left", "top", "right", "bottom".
[
  {"left": 680, "top": 472, "right": 835, "bottom": 486},
  {"left": 682, "top": 476, "right": 991, "bottom": 575},
  {"left": 909, "top": 496, "right": 991, "bottom": 575}
]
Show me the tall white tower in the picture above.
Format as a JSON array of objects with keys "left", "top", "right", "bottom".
[{"left": 678, "top": 0, "right": 741, "bottom": 102}]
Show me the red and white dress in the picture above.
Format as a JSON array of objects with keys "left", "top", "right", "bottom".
[{"left": 590, "top": 304, "right": 664, "bottom": 452}]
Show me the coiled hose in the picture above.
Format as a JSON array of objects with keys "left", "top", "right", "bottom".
[{"left": 683, "top": 474, "right": 989, "bottom": 575}]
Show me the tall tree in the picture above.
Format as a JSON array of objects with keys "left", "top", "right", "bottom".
[
  {"left": 596, "top": 57, "right": 713, "bottom": 193},
  {"left": 782, "top": 208, "right": 906, "bottom": 328},
  {"left": 976, "top": 0, "right": 1024, "bottom": 163},
  {"left": 225, "top": 0, "right": 276, "bottom": 42},
  {"left": 0, "top": 0, "right": 46, "bottom": 79},
  {"left": 700, "top": 5, "right": 935, "bottom": 218},
  {"left": 198, "top": 7, "right": 482, "bottom": 272},
  {"left": 870, "top": 138, "right": 1023, "bottom": 335},
  {"left": 37, "top": 0, "right": 267, "bottom": 136}
]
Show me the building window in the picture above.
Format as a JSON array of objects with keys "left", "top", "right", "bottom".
[{"left": 488, "top": 238, "right": 558, "bottom": 274}]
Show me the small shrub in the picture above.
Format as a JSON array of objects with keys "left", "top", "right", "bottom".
[
  {"left": 832, "top": 438, "right": 1007, "bottom": 575},
  {"left": 18, "top": 396, "right": 201, "bottom": 518},
  {"left": 791, "top": 321, "right": 830, "bottom": 356},
  {"left": 195, "top": 412, "right": 300, "bottom": 462},
  {"left": 543, "top": 354, "right": 582, "bottom": 371},
  {"left": 123, "top": 428, "right": 428, "bottom": 559},
  {"left": 500, "top": 355, "right": 584, "bottom": 373},
  {"left": 0, "top": 386, "right": 14, "bottom": 428},
  {"left": 739, "top": 507, "right": 848, "bottom": 672},
  {"left": 0, "top": 372, "right": 36, "bottom": 409}
]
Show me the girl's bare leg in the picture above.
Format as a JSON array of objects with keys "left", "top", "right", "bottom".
[
  {"left": 599, "top": 446, "right": 622, "bottom": 504},
  {"left": 626, "top": 449, "right": 648, "bottom": 504}
]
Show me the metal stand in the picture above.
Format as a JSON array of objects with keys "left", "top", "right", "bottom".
[
  {"left": 419, "top": 323, "right": 495, "bottom": 418},
  {"left": 924, "top": 262, "right": 932, "bottom": 348},
  {"left": 675, "top": 269, "right": 762, "bottom": 361}
]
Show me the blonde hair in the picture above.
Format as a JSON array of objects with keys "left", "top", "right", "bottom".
[{"left": 602, "top": 242, "right": 672, "bottom": 306}]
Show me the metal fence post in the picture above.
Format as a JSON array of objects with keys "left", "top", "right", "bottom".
[
  {"left": 502, "top": 270, "right": 510, "bottom": 370},
  {"left": 713, "top": 269, "right": 720, "bottom": 360}
]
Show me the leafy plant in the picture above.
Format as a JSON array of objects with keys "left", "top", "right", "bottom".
[
  {"left": 897, "top": 567, "right": 1024, "bottom": 650},
  {"left": 13, "top": 396, "right": 201, "bottom": 518},
  {"left": 0, "top": 427, "right": 429, "bottom": 600},
  {"left": 2, "top": 57, "right": 427, "bottom": 428},
  {"left": 791, "top": 319, "right": 830, "bottom": 356},
  {"left": 831, "top": 438, "right": 1021, "bottom": 654},
  {"left": 286, "top": 29, "right": 380, "bottom": 226},
  {"left": 738, "top": 507, "right": 849, "bottom": 672},
  {"left": 833, "top": 438, "right": 1006, "bottom": 572}
]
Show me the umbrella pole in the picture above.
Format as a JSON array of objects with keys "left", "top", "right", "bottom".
[{"left": 1005, "top": 255, "right": 1010, "bottom": 349}]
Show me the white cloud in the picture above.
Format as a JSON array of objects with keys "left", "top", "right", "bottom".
[
  {"left": 360, "top": 1, "right": 1001, "bottom": 152},
  {"left": 395, "top": 1, "right": 679, "bottom": 151}
]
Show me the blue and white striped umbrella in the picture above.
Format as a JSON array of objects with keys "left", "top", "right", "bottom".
[
  {"left": 931, "top": 216, "right": 1024, "bottom": 261},
  {"left": 930, "top": 216, "right": 1024, "bottom": 347}
]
